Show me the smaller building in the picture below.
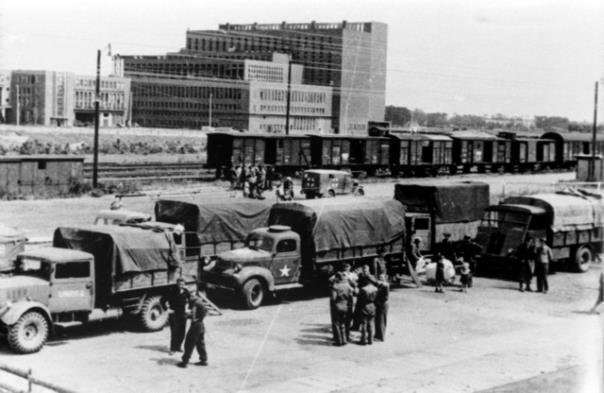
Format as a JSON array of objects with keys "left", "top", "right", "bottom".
[{"left": 0, "top": 71, "right": 10, "bottom": 123}]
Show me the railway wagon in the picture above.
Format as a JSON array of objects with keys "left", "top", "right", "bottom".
[
  {"left": 542, "top": 131, "right": 604, "bottom": 169},
  {"left": 308, "top": 134, "right": 390, "bottom": 173},
  {"left": 450, "top": 131, "right": 512, "bottom": 173},
  {"left": 388, "top": 132, "right": 453, "bottom": 176},
  {"left": 498, "top": 132, "right": 556, "bottom": 172}
]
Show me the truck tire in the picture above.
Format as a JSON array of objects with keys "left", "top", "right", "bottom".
[
  {"left": 7, "top": 311, "right": 49, "bottom": 354},
  {"left": 241, "top": 278, "right": 264, "bottom": 309},
  {"left": 139, "top": 296, "right": 169, "bottom": 331},
  {"left": 575, "top": 246, "right": 592, "bottom": 273}
]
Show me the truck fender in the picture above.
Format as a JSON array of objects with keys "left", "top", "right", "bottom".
[
  {"left": 0, "top": 301, "right": 52, "bottom": 326},
  {"left": 235, "top": 267, "right": 276, "bottom": 291}
]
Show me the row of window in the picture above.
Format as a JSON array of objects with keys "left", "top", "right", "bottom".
[
  {"left": 133, "top": 84, "right": 244, "bottom": 100},
  {"left": 74, "top": 91, "right": 126, "bottom": 110},
  {"left": 135, "top": 100, "right": 240, "bottom": 112},
  {"left": 257, "top": 88, "right": 327, "bottom": 104},
  {"left": 126, "top": 62, "right": 245, "bottom": 80},
  {"left": 75, "top": 79, "right": 126, "bottom": 90},
  {"left": 186, "top": 33, "right": 337, "bottom": 54},
  {"left": 246, "top": 65, "right": 284, "bottom": 83},
  {"left": 258, "top": 105, "right": 326, "bottom": 115},
  {"left": 133, "top": 113, "right": 246, "bottom": 129}
]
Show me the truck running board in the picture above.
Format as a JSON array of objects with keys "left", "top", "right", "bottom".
[{"left": 54, "top": 321, "right": 83, "bottom": 329}]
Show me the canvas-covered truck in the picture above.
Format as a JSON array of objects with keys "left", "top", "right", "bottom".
[
  {"left": 0, "top": 223, "right": 188, "bottom": 354},
  {"left": 476, "top": 190, "right": 604, "bottom": 273},
  {"left": 203, "top": 197, "right": 407, "bottom": 309},
  {"left": 154, "top": 199, "right": 272, "bottom": 268},
  {"left": 394, "top": 181, "right": 490, "bottom": 253}
]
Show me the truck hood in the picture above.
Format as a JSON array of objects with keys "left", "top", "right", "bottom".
[
  {"left": 0, "top": 276, "right": 50, "bottom": 307},
  {"left": 215, "top": 248, "right": 271, "bottom": 270}
]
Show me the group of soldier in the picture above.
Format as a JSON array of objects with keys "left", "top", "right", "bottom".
[
  {"left": 329, "top": 252, "right": 390, "bottom": 346},
  {"left": 230, "top": 164, "right": 273, "bottom": 199},
  {"left": 515, "top": 236, "right": 554, "bottom": 293}
]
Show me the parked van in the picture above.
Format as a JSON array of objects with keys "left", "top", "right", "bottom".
[{"left": 301, "top": 169, "right": 362, "bottom": 198}]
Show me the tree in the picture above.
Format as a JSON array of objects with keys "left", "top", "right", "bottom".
[{"left": 385, "top": 106, "right": 412, "bottom": 127}]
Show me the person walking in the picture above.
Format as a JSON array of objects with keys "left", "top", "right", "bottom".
[
  {"left": 535, "top": 237, "right": 553, "bottom": 294},
  {"left": 516, "top": 236, "right": 536, "bottom": 292},
  {"left": 374, "top": 273, "right": 390, "bottom": 342},
  {"left": 164, "top": 278, "right": 191, "bottom": 355},
  {"left": 357, "top": 276, "right": 378, "bottom": 345},
  {"left": 589, "top": 270, "right": 604, "bottom": 315},
  {"left": 330, "top": 272, "right": 354, "bottom": 346},
  {"left": 177, "top": 295, "right": 208, "bottom": 368}
]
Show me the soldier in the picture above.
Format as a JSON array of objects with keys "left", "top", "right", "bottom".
[
  {"left": 341, "top": 262, "right": 358, "bottom": 340},
  {"left": 330, "top": 272, "right": 354, "bottom": 346},
  {"left": 164, "top": 278, "right": 191, "bottom": 355},
  {"left": 357, "top": 275, "right": 378, "bottom": 345},
  {"left": 516, "top": 236, "right": 536, "bottom": 292},
  {"left": 372, "top": 248, "right": 388, "bottom": 278},
  {"left": 589, "top": 270, "right": 604, "bottom": 315},
  {"left": 408, "top": 237, "right": 423, "bottom": 269},
  {"left": 457, "top": 235, "right": 481, "bottom": 286},
  {"left": 535, "top": 237, "right": 553, "bottom": 294},
  {"left": 434, "top": 253, "right": 446, "bottom": 293},
  {"left": 374, "top": 273, "right": 390, "bottom": 342},
  {"left": 177, "top": 294, "right": 208, "bottom": 368},
  {"left": 435, "top": 233, "right": 456, "bottom": 263}
]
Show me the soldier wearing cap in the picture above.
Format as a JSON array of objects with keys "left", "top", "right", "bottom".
[
  {"left": 177, "top": 294, "right": 208, "bottom": 368},
  {"left": 330, "top": 272, "right": 354, "bottom": 346},
  {"left": 164, "top": 278, "right": 190, "bottom": 355},
  {"left": 535, "top": 237, "right": 553, "bottom": 294}
]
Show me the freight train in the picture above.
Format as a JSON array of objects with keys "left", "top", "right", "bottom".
[{"left": 207, "top": 129, "right": 604, "bottom": 178}]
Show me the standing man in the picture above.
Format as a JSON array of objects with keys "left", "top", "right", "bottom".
[
  {"left": 457, "top": 235, "right": 481, "bottom": 286},
  {"left": 589, "top": 269, "right": 604, "bottom": 314},
  {"left": 330, "top": 272, "right": 354, "bottom": 346},
  {"left": 436, "top": 233, "right": 456, "bottom": 263},
  {"left": 374, "top": 273, "right": 390, "bottom": 342},
  {"left": 372, "top": 249, "right": 388, "bottom": 278},
  {"left": 515, "top": 236, "right": 536, "bottom": 292},
  {"left": 357, "top": 276, "right": 378, "bottom": 345},
  {"left": 408, "top": 237, "right": 423, "bottom": 269},
  {"left": 434, "top": 253, "right": 446, "bottom": 293},
  {"left": 177, "top": 294, "right": 208, "bottom": 368},
  {"left": 164, "top": 278, "right": 190, "bottom": 355},
  {"left": 535, "top": 237, "right": 553, "bottom": 294}
]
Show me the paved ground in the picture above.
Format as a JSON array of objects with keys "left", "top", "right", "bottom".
[{"left": 0, "top": 171, "right": 601, "bottom": 393}]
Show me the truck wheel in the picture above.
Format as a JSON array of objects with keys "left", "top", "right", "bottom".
[
  {"left": 242, "top": 278, "right": 264, "bottom": 309},
  {"left": 575, "top": 246, "right": 592, "bottom": 273},
  {"left": 139, "top": 296, "right": 169, "bottom": 331},
  {"left": 7, "top": 311, "right": 49, "bottom": 354}
]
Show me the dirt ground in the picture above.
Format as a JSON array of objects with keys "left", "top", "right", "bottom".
[{"left": 0, "top": 171, "right": 601, "bottom": 393}]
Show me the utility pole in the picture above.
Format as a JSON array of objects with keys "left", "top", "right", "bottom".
[
  {"left": 93, "top": 49, "right": 101, "bottom": 188},
  {"left": 208, "top": 93, "right": 212, "bottom": 127},
  {"left": 589, "top": 81, "right": 599, "bottom": 181},
  {"left": 285, "top": 58, "right": 292, "bottom": 135},
  {"left": 15, "top": 85, "right": 20, "bottom": 126}
]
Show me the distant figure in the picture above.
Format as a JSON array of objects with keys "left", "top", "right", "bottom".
[
  {"left": 458, "top": 258, "right": 471, "bottom": 293},
  {"left": 435, "top": 253, "right": 446, "bottom": 293},
  {"left": 357, "top": 276, "right": 378, "bottom": 345},
  {"left": 372, "top": 249, "right": 388, "bottom": 278},
  {"left": 590, "top": 270, "right": 604, "bottom": 315},
  {"left": 177, "top": 295, "right": 208, "bottom": 368},
  {"left": 457, "top": 235, "right": 481, "bottom": 286},
  {"left": 374, "top": 273, "right": 390, "bottom": 341},
  {"left": 516, "top": 236, "right": 536, "bottom": 292},
  {"left": 330, "top": 272, "right": 354, "bottom": 346},
  {"left": 535, "top": 238, "right": 553, "bottom": 294},
  {"left": 110, "top": 195, "right": 123, "bottom": 210},
  {"left": 435, "top": 233, "right": 456, "bottom": 263},
  {"left": 408, "top": 237, "right": 423, "bottom": 269}
]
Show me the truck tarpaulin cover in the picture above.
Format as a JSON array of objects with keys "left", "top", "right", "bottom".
[
  {"left": 268, "top": 197, "right": 406, "bottom": 253},
  {"left": 155, "top": 199, "right": 272, "bottom": 245},
  {"left": 53, "top": 225, "right": 178, "bottom": 274},
  {"left": 504, "top": 191, "right": 604, "bottom": 231},
  {"left": 394, "top": 181, "right": 489, "bottom": 223}
]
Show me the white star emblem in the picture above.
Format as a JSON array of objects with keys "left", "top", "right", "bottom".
[{"left": 279, "top": 265, "right": 291, "bottom": 277}]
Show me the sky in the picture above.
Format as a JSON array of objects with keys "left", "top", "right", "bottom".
[{"left": 1, "top": 0, "right": 603, "bottom": 121}]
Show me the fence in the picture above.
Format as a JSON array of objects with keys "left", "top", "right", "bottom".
[{"left": 0, "top": 363, "right": 78, "bottom": 393}]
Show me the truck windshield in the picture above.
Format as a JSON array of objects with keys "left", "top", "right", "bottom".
[
  {"left": 14, "top": 258, "right": 51, "bottom": 280},
  {"left": 246, "top": 234, "right": 274, "bottom": 252},
  {"left": 481, "top": 209, "right": 529, "bottom": 231}
]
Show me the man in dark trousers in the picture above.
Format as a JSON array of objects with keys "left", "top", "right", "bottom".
[
  {"left": 535, "top": 237, "right": 553, "bottom": 294},
  {"left": 330, "top": 272, "right": 354, "bottom": 346},
  {"left": 435, "top": 233, "right": 456, "bottom": 263},
  {"left": 457, "top": 235, "right": 481, "bottom": 286},
  {"left": 408, "top": 237, "right": 423, "bottom": 269},
  {"left": 357, "top": 275, "right": 378, "bottom": 345},
  {"left": 515, "top": 236, "right": 536, "bottom": 292},
  {"left": 374, "top": 273, "right": 390, "bottom": 342},
  {"left": 164, "top": 278, "right": 190, "bottom": 355},
  {"left": 177, "top": 294, "right": 208, "bottom": 368},
  {"left": 372, "top": 249, "right": 388, "bottom": 278}
]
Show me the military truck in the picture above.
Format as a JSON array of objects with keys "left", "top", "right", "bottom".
[
  {"left": 203, "top": 197, "right": 407, "bottom": 309},
  {"left": 394, "top": 181, "right": 490, "bottom": 253},
  {"left": 0, "top": 223, "right": 189, "bottom": 354},
  {"left": 476, "top": 189, "right": 604, "bottom": 272},
  {"left": 0, "top": 224, "right": 27, "bottom": 272}
]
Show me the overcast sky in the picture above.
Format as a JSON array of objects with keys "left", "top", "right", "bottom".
[{"left": 1, "top": 0, "right": 603, "bottom": 121}]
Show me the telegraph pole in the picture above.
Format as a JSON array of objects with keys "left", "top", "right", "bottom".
[
  {"left": 589, "top": 81, "right": 599, "bottom": 181},
  {"left": 93, "top": 49, "right": 101, "bottom": 188},
  {"left": 15, "top": 85, "right": 20, "bottom": 126},
  {"left": 208, "top": 93, "right": 213, "bottom": 127},
  {"left": 285, "top": 58, "right": 292, "bottom": 135}
]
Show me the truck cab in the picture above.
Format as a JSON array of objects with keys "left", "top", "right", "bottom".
[
  {"left": 405, "top": 212, "right": 432, "bottom": 252},
  {"left": 206, "top": 225, "right": 302, "bottom": 309},
  {"left": 0, "top": 248, "right": 95, "bottom": 353}
]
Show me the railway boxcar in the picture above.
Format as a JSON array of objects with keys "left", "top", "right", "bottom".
[
  {"left": 389, "top": 132, "right": 452, "bottom": 176},
  {"left": 541, "top": 131, "right": 604, "bottom": 169},
  {"left": 498, "top": 132, "right": 556, "bottom": 172},
  {"left": 449, "top": 130, "right": 512, "bottom": 173},
  {"left": 308, "top": 134, "right": 390, "bottom": 174}
]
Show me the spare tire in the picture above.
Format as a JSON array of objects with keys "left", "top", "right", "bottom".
[{"left": 575, "top": 246, "right": 592, "bottom": 273}]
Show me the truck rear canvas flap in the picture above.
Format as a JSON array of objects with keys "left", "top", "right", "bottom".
[{"left": 394, "top": 181, "right": 489, "bottom": 224}]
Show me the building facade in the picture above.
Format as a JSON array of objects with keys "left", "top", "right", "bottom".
[
  {"left": 7, "top": 70, "right": 130, "bottom": 127},
  {"left": 0, "top": 71, "right": 11, "bottom": 123},
  {"left": 120, "top": 21, "right": 387, "bottom": 134}
]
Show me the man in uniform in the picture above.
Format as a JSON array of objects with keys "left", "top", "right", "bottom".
[
  {"left": 330, "top": 272, "right": 354, "bottom": 346},
  {"left": 177, "top": 294, "right": 208, "bottom": 368},
  {"left": 357, "top": 275, "right": 378, "bottom": 345},
  {"left": 372, "top": 249, "right": 388, "bottom": 278},
  {"left": 515, "top": 236, "right": 536, "bottom": 292},
  {"left": 436, "top": 233, "right": 456, "bottom": 263},
  {"left": 374, "top": 273, "right": 390, "bottom": 342},
  {"left": 535, "top": 237, "right": 553, "bottom": 294},
  {"left": 457, "top": 235, "right": 481, "bottom": 285},
  {"left": 408, "top": 237, "right": 423, "bottom": 269},
  {"left": 164, "top": 278, "right": 190, "bottom": 355}
]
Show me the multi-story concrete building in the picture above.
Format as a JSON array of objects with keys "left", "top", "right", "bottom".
[
  {"left": 120, "top": 21, "right": 387, "bottom": 134},
  {"left": 7, "top": 70, "right": 130, "bottom": 127},
  {"left": 0, "top": 71, "right": 11, "bottom": 123}
]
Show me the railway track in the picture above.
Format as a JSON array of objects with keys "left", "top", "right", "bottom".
[{"left": 83, "top": 162, "right": 215, "bottom": 184}]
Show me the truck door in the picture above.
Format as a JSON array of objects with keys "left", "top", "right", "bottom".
[
  {"left": 407, "top": 213, "right": 432, "bottom": 253},
  {"left": 49, "top": 260, "right": 94, "bottom": 312},
  {"left": 271, "top": 238, "right": 301, "bottom": 285}
]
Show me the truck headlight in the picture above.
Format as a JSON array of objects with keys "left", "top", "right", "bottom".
[{"left": 234, "top": 263, "right": 242, "bottom": 273}]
